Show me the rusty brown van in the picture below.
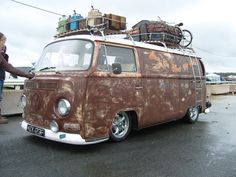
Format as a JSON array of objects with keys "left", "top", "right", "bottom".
[{"left": 20, "top": 34, "right": 210, "bottom": 145}]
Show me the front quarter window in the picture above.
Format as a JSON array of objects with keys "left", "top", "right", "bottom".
[{"left": 35, "top": 40, "right": 94, "bottom": 72}]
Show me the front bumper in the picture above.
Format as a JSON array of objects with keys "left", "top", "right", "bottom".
[{"left": 21, "top": 120, "right": 109, "bottom": 145}]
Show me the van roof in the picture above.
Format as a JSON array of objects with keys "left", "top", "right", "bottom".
[{"left": 52, "top": 34, "right": 199, "bottom": 58}]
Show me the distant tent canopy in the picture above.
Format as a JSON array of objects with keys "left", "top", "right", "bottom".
[{"left": 206, "top": 73, "right": 224, "bottom": 82}]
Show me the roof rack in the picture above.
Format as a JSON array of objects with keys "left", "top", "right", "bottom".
[
  {"left": 55, "top": 25, "right": 196, "bottom": 56},
  {"left": 55, "top": 26, "right": 127, "bottom": 38}
]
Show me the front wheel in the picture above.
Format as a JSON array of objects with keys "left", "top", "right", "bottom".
[
  {"left": 110, "top": 112, "right": 132, "bottom": 142},
  {"left": 185, "top": 106, "right": 199, "bottom": 123}
]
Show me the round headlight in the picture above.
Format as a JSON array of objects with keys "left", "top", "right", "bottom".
[
  {"left": 57, "top": 99, "right": 71, "bottom": 116},
  {"left": 20, "top": 95, "right": 27, "bottom": 108},
  {"left": 50, "top": 120, "right": 59, "bottom": 133}
]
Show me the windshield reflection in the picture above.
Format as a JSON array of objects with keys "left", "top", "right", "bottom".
[{"left": 34, "top": 40, "right": 94, "bottom": 72}]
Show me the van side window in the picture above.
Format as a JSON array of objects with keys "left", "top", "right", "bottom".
[{"left": 97, "top": 45, "right": 137, "bottom": 72}]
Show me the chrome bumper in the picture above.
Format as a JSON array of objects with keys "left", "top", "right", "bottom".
[{"left": 21, "top": 120, "right": 109, "bottom": 145}]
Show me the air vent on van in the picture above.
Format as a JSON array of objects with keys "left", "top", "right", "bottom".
[{"left": 25, "top": 81, "right": 58, "bottom": 90}]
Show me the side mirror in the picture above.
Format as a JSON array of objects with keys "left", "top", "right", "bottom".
[{"left": 112, "top": 63, "right": 122, "bottom": 74}]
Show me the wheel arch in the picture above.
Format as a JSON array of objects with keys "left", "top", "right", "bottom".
[
  {"left": 111, "top": 108, "right": 139, "bottom": 129},
  {"left": 127, "top": 110, "right": 139, "bottom": 130}
]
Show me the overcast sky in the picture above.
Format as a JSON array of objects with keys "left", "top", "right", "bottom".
[{"left": 0, "top": 0, "right": 235, "bottom": 72}]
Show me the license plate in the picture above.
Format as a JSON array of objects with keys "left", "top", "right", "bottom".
[{"left": 27, "top": 124, "right": 45, "bottom": 137}]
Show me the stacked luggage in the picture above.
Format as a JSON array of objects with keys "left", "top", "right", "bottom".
[
  {"left": 56, "top": 7, "right": 127, "bottom": 35},
  {"left": 55, "top": 8, "right": 192, "bottom": 48},
  {"left": 129, "top": 20, "right": 182, "bottom": 46}
]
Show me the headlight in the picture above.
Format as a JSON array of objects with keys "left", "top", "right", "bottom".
[
  {"left": 57, "top": 99, "right": 71, "bottom": 116},
  {"left": 20, "top": 95, "right": 27, "bottom": 108}
]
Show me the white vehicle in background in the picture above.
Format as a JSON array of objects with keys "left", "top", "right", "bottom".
[
  {"left": 3, "top": 62, "right": 33, "bottom": 115},
  {"left": 4, "top": 60, "right": 33, "bottom": 89}
]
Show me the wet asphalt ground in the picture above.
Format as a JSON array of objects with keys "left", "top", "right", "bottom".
[{"left": 0, "top": 95, "right": 236, "bottom": 177}]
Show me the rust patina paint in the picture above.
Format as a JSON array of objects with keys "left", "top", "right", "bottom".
[
  {"left": 22, "top": 39, "right": 206, "bottom": 142},
  {"left": 136, "top": 48, "right": 206, "bottom": 128},
  {"left": 24, "top": 75, "right": 87, "bottom": 137}
]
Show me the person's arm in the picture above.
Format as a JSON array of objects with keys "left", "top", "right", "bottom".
[{"left": 0, "top": 54, "right": 34, "bottom": 79}]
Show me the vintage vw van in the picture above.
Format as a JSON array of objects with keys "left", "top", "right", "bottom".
[{"left": 20, "top": 34, "right": 210, "bottom": 145}]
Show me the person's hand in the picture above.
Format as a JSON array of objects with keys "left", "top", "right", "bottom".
[{"left": 27, "top": 72, "right": 35, "bottom": 79}]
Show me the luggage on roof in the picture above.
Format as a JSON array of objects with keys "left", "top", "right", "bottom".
[
  {"left": 55, "top": 8, "right": 192, "bottom": 48},
  {"left": 56, "top": 7, "right": 127, "bottom": 37},
  {"left": 129, "top": 20, "right": 183, "bottom": 46}
]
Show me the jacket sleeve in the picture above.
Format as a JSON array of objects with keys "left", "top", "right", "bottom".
[{"left": 0, "top": 54, "right": 33, "bottom": 79}]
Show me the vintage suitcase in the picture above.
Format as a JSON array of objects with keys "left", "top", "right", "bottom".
[
  {"left": 104, "top": 14, "right": 126, "bottom": 30},
  {"left": 130, "top": 20, "right": 151, "bottom": 41},
  {"left": 87, "top": 8, "right": 103, "bottom": 26},
  {"left": 147, "top": 22, "right": 182, "bottom": 43},
  {"left": 120, "top": 16, "right": 126, "bottom": 30},
  {"left": 57, "top": 15, "right": 69, "bottom": 34},
  {"left": 70, "top": 14, "right": 83, "bottom": 30},
  {"left": 131, "top": 20, "right": 182, "bottom": 44},
  {"left": 79, "top": 18, "right": 87, "bottom": 29}
]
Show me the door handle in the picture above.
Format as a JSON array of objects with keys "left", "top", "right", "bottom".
[{"left": 135, "top": 86, "right": 143, "bottom": 90}]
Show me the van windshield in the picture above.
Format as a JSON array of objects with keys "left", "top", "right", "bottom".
[{"left": 34, "top": 40, "right": 94, "bottom": 71}]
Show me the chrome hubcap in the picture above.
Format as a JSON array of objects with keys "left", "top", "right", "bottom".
[
  {"left": 189, "top": 107, "right": 198, "bottom": 120},
  {"left": 112, "top": 112, "right": 129, "bottom": 138}
]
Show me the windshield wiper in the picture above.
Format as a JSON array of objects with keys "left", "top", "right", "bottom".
[{"left": 39, "top": 67, "right": 56, "bottom": 71}]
